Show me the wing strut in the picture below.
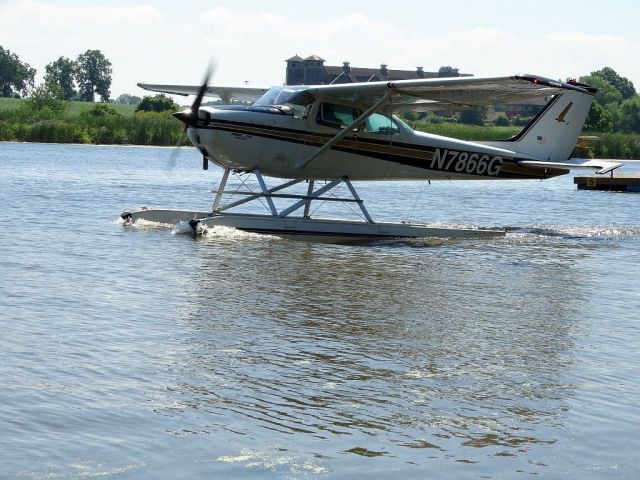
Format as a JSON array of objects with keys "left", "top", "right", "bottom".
[{"left": 296, "top": 91, "right": 391, "bottom": 169}]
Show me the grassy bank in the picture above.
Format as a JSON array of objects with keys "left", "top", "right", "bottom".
[
  {"left": 0, "top": 98, "right": 185, "bottom": 146},
  {"left": 583, "top": 132, "right": 640, "bottom": 159},
  {"left": 0, "top": 98, "right": 24, "bottom": 112},
  {"left": 0, "top": 97, "right": 137, "bottom": 115},
  {"left": 406, "top": 120, "right": 520, "bottom": 141}
]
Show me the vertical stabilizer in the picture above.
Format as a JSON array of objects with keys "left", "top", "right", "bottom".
[{"left": 483, "top": 86, "right": 595, "bottom": 161}]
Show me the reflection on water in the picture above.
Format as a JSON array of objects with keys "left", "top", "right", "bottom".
[{"left": 157, "top": 232, "right": 588, "bottom": 472}]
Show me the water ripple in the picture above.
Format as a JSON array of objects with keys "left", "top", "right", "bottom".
[{"left": 1, "top": 143, "right": 639, "bottom": 479}]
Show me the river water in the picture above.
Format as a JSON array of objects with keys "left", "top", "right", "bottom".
[{"left": 1, "top": 142, "right": 639, "bottom": 479}]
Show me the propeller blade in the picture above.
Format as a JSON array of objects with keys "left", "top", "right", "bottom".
[
  {"left": 191, "top": 61, "right": 216, "bottom": 117},
  {"left": 168, "top": 60, "right": 216, "bottom": 171},
  {"left": 173, "top": 60, "right": 217, "bottom": 128},
  {"left": 166, "top": 133, "right": 184, "bottom": 171},
  {"left": 165, "top": 122, "right": 190, "bottom": 171}
]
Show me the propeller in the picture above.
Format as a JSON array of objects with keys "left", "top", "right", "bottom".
[
  {"left": 173, "top": 61, "right": 215, "bottom": 128},
  {"left": 169, "top": 61, "right": 216, "bottom": 171}
]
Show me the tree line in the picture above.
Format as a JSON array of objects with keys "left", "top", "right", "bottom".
[
  {"left": 0, "top": 46, "right": 184, "bottom": 145},
  {"left": 404, "top": 67, "right": 640, "bottom": 135},
  {"left": 1, "top": 46, "right": 183, "bottom": 111},
  {"left": 3, "top": 44, "right": 639, "bottom": 132},
  {"left": 1, "top": 46, "right": 112, "bottom": 102},
  {"left": 580, "top": 67, "right": 639, "bottom": 133},
  {"left": 1, "top": 45, "right": 639, "bottom": 154}
]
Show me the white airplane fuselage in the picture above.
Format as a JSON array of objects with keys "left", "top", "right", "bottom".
[
  {"left": 188, "top": 102, "right": 565, "bottom": 182},
  {"left": 124, "top": 75, "right": 612, "bottom": 241}
]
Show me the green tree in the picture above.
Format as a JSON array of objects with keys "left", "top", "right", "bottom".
[
  {"left": 84, "top": 103, "right": 120, "bottom": 117},
  {"left": 591, "top": 67, "right": 636, "bottom": 100},
  {"left": 494, "top": 113, "right": 510, "bottom": 127},
  {"left": 116, "top": 93, "right": 141, "bottom": 105},
  {"left": 0, "top": 46, "right": 36, "bottom": 97},
  {"left": 618, "top": 96, "right": 640, "bottom": 133},
  {"left": 135, "top": 94, "right": 179, "bottom": 113},
  {"left": 579, "top": 75, "right": 623, "bottom": 106},
  {"left": 458, "top": 106, "right": 486, "bottom": 125},
  {"left": 75, "top": 49, "right": 112, "bottom": 102},
  {"left": 44, "top": 56, "right": 76, "bottom": 100},
  {"left": 25, "top": 84, "right": 68, "bottom": 114},
  {"left": 583, "top": 102, "right": 612, "bottom": 132},
  {"left": 579, "top": 74, "right": 624, "bottom": 133}
]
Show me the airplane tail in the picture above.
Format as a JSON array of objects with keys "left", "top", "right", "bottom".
[{"left": 482, "top": 82, "right": 596, "bottom": 162}]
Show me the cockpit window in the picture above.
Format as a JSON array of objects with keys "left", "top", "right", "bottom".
[
  {"left": 363, "top": 112, "right": 400, "bottom": 135},
  {"left": 317, "top": 102, "right": 399, "bottom": 135},
  {"left": 317, "top": 103, "right": 360, "bottom": 128}
]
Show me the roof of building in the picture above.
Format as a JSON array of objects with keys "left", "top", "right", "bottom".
[
  {"left": 323, "top": 65, "right": 468, "bottom": 82},
  {"left": 284, "top": 54, "right": 470, "bottom": 85}
]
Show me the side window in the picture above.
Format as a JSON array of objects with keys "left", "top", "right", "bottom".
[
  {"left": 316, "top": 103, "right": 399, "bottom": 135},
  {"left": 363, "top": 113, "right": 399, "bottom": 135},
  {"left": 317, "top": 103, "right": 361, "bottom": 128},
  {"left": 287, "top": 104, "right": 308, "bottom": 118}
]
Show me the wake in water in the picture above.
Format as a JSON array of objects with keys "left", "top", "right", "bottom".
[
  {"left": 505, "top": 224, "right": 640, "bottom": 240},
  {"left": 117, "top": 216, "right": 278, "bottom": 241},
  {"left": 115, "top": 216, "right": 175, "bottom": 230},
  {"left": 117, "top": 215, "right": 640, "bottom": 245},
  {"left": 200, "top": 225, "right": 278, "bottom": 242}
]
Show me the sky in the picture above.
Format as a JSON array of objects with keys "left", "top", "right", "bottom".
[{"left": 1, "top": 0, "right": 639, "bottom": 99}]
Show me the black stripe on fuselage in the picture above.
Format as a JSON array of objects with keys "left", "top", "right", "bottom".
[{"left": 198, "top": 119, "right": 563, "bottom": 179}]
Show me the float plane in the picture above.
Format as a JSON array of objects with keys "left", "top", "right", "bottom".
[{"left": 121, "top": 69, "right": 622, "bottom": 242}]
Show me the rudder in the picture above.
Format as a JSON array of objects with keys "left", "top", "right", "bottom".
[{"left": 483, "top": 87, "right": 595, "bottom": 161}]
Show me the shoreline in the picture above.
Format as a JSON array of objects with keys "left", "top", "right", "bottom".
[{"left": 0, "top": 140, "right": 195, "bottom": 149}]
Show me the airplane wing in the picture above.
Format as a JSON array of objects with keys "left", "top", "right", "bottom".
[
  {"left": 306, "top": 74, "right": 596, "bottom": 112},
  {"left": 137, "top": 83, "right": 270, "bottom": 103}
]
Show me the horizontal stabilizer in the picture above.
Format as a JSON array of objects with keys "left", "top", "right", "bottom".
[{"left": 518, "top": 158, "right": 623, "bottom": 175}]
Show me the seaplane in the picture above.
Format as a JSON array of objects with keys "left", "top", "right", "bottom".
[{"left": 121, "top": 66, "right": 623, "bottom": 242}]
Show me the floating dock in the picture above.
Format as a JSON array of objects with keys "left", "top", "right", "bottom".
[{"left": 574, "top": 175, "right": 640, "bottom": 192}]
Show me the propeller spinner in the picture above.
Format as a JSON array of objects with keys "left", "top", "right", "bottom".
[
  {"left": 172, "top": 62, "right": 216, "bottom": 170},
  {"left": 173, "top": 62, "right": 215, "bottom": 128}
]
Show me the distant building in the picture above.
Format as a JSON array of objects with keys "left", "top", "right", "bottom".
[
  {"left": 503, "top": 97, "right": 547, "bottom": 118},
  {"left": 285, "top": 54, "right": 470, "bottom": 85}
]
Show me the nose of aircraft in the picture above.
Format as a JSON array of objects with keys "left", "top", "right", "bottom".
[
  {"left": 172, "top": 109, "right": 194, "bottom": 126},
  {"left": 173, "top": 62, "right": 215, "bottom": 128},
  {"left": 173, "top": 108, "right": 212, "bottom": 131}
]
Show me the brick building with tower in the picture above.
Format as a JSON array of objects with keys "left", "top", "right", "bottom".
[{"left": 285, "top": 54, "right": 468, "bottom": 85}]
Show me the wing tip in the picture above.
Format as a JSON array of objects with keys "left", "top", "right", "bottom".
[{"left": 514, "top": 74, "right": 597, "bottom": 95}]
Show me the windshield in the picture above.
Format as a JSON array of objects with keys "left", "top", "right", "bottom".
[{"left": 253, "top": 86, "right": 313, "bottom": 107}]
